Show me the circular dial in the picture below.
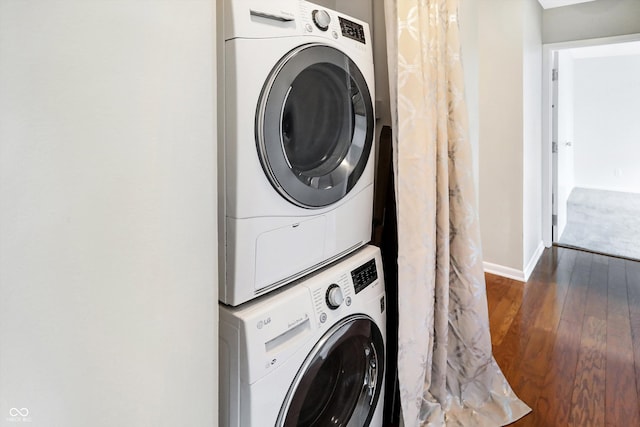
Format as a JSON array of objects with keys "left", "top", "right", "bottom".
[
  {"left": 325, "top": 284, "right": 344, "bottom": 310},
  {"left": 312, "top": 9, "right": 331, "bottom": 31}
]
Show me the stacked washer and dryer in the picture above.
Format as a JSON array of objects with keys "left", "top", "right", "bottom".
[{"left": 218, "top": 0, "right": 386, "bottom": 425}]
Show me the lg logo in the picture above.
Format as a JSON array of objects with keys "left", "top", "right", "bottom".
[{"left": 257, "top": 317, "right": 272, "bottom": 329}]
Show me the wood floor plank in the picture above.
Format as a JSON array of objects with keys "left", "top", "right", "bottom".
[
  {"left": 487, "top": 277, "right": 524, "bottom": 347},
  {"left": 560, "top": 250, "right": 593, "bottom": 324},
  {"left": 510, "top": 249, "right": 579, "bottom": 424},
  {"left": 492, "top": 281, "right": 549, "bottom": 380},
  {"left": 509, "top": 327, "right": 557, "bottom": 416},
  {"left": 532, "top": 247, "right": 577, "bottom": 333},
  {"left": 626, "top": 258, "right": 640, "bottom": 309},
  {"left": 569, "top": 316, "right": 607, "bottom": 427},
  {"left": 583, "top": 254, "right": 609, "bottom": 321},
  {"left": 605, "top": 328, "right": 639, "bottom": 426},
  {"left": 491, "top": 249, "right": 568, "bottom": 380},
  {"left": 632, "top": 307, "right": 640, "bottom": 411},
  {"left": 605, "top": 257, "right": 640, "bottom": 426},
  {"left": 530, "top": 319, "right": 583, "bottom": 427},
  {"left": 489, "top": 248, "right": 574, "bottom": 426},
  {"left": 607, "top": 258, "right": 631, "bottom": 332},
  {"left": 518, "top": 251, "right": 580, "bottom": 426},
  {"left": 626, "top": 259, "right": 640, "bottom": 415},
  {"left": 569, "top": 252, "right": 608, "bottom": 427},
  {"left": 510, "top": 249, "right": 579, "bottom": 427},
  {"left": 486, "top": 273, "right": 509, "bottom": 314}
]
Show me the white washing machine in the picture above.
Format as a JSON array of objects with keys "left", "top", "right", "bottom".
[
  {"left": 219, "top": 0, "right": 376, "bottom": 306},
  {"left": 219, "top": 245, "right": 386, "bottom": 426}
]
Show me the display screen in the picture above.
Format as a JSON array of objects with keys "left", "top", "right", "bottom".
[
  {"left": 339, "top": 17, "right": 366, "bottom": 44},
  {"left": 351, "top": 258, "right": 377, "bottom": 294}
]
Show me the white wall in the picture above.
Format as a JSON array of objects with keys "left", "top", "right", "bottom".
[
  {"left": 478, "top": 0, "right": 543, "bottom": 279},
  {"left": 522, "top": 0, "right": 544, "bottom": 274},
  {"left": 478, "top": 0, "right": 525, "bottom": 272},
  {"left": 460, "top": 0, "right": 480, "bottom": 195},
  {"left": 573, "top": 54, "right": 640, "bottom": 193},
  {"left": 0, "top": 2, "right": 218, "bottom": 426},
  {"left": 543, "top": 0, "right": 640, "bottom": 43}
]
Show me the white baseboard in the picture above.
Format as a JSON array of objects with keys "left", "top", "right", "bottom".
[
  {"left": 483, "top": 241, "right": 545, "bottom": 283},
  {"left": 523, "top": 241, "right": 545, "bottom": 282},
  {"left": 483, "top": 262, "right": 525, "bottom": 282}
]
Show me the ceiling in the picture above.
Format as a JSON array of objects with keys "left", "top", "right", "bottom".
[{"left": 537, "top": 0, "right": 597, "bottom": 8}]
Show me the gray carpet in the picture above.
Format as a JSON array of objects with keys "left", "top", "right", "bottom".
[{"left": 559, "top": 187, "right": 640, "bottom": 261}]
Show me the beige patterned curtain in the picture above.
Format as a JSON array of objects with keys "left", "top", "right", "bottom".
[{"left": 384, "top": 1, "right": 531, "bottom": 425}]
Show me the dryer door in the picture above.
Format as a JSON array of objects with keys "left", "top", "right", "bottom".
[
  {"left": 277, "top": 315, "right": 384, "bottom": 427},
  {"left": 256, "top": 44, "right": 374, "bottom": 208}
]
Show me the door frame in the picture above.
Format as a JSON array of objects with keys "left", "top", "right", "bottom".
[
  {"left": 551, "top": 50, "right": 559, "bottom": 243},
  {"left": 541, "top": 33, "right": 640, "bottom": 247}
]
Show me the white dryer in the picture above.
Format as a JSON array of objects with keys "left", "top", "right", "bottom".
[
  {"left": 219, "top": 245, "right": 386, "bottom": 426},
  {"left": 220, "top": 0, "right": 376, "bottom": 306}
]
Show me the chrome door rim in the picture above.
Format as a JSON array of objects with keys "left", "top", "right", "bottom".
[
  {"left": 275, "top": 314, "right": 385, "bottom": 427},
  {"left": 255, "top": 43, "right": 374, "bottom": 209}
]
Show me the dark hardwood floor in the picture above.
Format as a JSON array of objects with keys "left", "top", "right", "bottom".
[{"left": 487, "top": 246, "right": 640, "bottom": 426}]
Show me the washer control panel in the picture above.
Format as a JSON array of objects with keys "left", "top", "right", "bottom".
[
  {"left": 309, "top": 255, "right": 379, "bottom": 326},
  {"left": 351, "top": 258, "right": 378, "bottom": 294},
  {"left": 311, "top": 271, "right": 353, "bottom": 324}
]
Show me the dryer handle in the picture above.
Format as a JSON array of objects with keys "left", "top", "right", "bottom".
[{"left": 250, "top": 9, "right": 295, "bottom": 22}]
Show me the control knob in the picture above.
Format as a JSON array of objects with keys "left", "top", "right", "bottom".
[
  {"left": 312, "top": 9, "right": 331, "bottom": 31},
  {"left": 326, "top": 284, "right": 344, "bottom": 310}
]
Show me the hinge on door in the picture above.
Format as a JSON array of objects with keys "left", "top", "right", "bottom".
[
  {"left": 552, "top": 214, "right": 558, "bottom": 226},
  {"left": 552, "top": 68, "right": 558, "bottom": 81},
  {"left": 552, "top": 141, "right": 558, "bottom": 153}
]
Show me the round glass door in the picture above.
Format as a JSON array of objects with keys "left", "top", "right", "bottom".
[
  {"left": 276, "top": 315, "right": 385, "bottom": 427},
  {"left": 256, "top": 44, "right": 374, "bottom": 208}
]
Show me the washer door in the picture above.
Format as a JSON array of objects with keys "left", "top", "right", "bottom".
[
  {"left": 256, "top": 44, "right": 374, "bottom": 208},
  {"left": 277, "top": 315, "right": 384, "bottom": 427}
]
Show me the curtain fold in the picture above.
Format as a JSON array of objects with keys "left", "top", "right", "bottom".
[{"left": 384, "top": 1, "right": 531, "bottom": 425}]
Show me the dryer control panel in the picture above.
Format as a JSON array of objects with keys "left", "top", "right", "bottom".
[
  {"left": 339, "top": 16, "right": 366, "bottom": 44},
  {"left": 225, "top": 0, "right": 371, "bottom": 51}
]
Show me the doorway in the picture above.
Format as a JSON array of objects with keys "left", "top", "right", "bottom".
[{"left": 542, "top": 34, "right": 640, "bottom": 260}]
